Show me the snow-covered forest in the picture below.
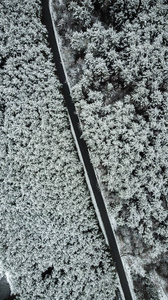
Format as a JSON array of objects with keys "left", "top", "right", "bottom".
[
  {"left": 52, "top": 0, "right": 168, "bottom": 299},
  {"left": 0, "top": 0, "right": 121, "bottom": 299}
]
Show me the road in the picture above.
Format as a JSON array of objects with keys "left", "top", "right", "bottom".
[
  {"left": 0, "top": 276, "right": 11, "bottom": 300},
  {"left": 41, "top": 1, "right": 134, "bottom": 299}
]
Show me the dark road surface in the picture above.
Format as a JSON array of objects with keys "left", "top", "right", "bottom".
[
  {"left": 41, "top": 1, "right": 134, "bottom": 299},
  {"left": 0, "top": 276, "right": 11, "bottom": 300}
]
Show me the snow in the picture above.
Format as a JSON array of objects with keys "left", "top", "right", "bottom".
[
  {"left": 49, "top": 0, "right": 109, "bottom": 246},
  {"left": 95, "top": 168, "right": 118, "bottom": 231},
  {"left": 95, "top": 169, "right": 136, "bottom": 300},
  {"left": 49, "top": 0, "right": 72, "bottom": 93},
  {"left": 121, "top": 256, "right": 139, "bottom": 300},
  {"left": 0, "top": 262, "right": 3, "bottom": 280},
  {"left": 150, "top": 271, "right": 168, "bottom": 300},
  {"left": 49, "top": 2, "right": 136, "bottom": 299},
  {"left": 69, "top": 115, "right": 109, "bottom": 246},
  {"left": 5, "top": 271, "right": 14, "bottom": 294}
]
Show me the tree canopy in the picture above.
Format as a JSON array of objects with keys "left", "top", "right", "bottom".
[
  {"left": 0, "top": 0, "right": 119, "bottom": 298},
  {"left": 52, "top": 0, "right": 168, "bottom": 298}
]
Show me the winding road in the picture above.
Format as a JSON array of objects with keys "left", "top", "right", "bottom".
[{"left": 41, "top": 1, "right": 134, "bottom": 299}]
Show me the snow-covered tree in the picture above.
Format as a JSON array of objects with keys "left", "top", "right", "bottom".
[
  {"left": 0, "top": 0, "right": 119, "bottom": 299},
  {"left": 52, "top": 0, "right": 168, "bottom": 298}
]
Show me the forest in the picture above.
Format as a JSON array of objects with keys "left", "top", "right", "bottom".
[
  {"left": 0, "top": 0, "right": 121, "bottom": 299},
  {"left": 52, "top": 0, "right": 168, "bottom": 299}
]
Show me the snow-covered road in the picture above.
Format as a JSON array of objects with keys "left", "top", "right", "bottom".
[{"left": 41, "top": 1, "right": 134, "bottom": 299}]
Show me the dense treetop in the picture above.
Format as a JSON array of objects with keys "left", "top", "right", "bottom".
[
  {"left": 0, "top": 0, "right": 119, "bottom": 299},
  {"left": 53, "top": 0, "right": 168, "bottom": 298}
]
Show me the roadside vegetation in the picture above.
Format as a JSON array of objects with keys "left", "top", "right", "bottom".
[
  {"left": 0, "top": 0, "right": 119, "bottom": 299},
  {"left": 52, "top": 0, "right": 168, "bottom": 298}
]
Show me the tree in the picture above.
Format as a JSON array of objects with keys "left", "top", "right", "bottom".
[{"left": 0, "top": 0, "right": 119, "bottom": 299}]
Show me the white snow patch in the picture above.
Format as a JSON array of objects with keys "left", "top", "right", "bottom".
[
  {"left": 0, "top": 262, "right": 4, "bottom": 280},
  {"left": 5, "top": 271, "right": 14, "bottom": 294},
  {"left": 118, "top": 284, "right": 126, "bottom": 300}
]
